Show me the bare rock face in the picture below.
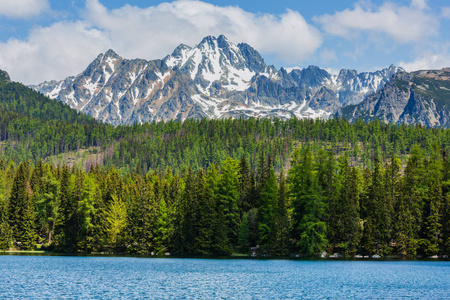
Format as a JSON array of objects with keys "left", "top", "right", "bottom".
[
  {"left": 338, "top": 69, "right": 450, "bottom": 128},
  {"left": 31, "top": 35, "right": 401, "bottom": 126}
]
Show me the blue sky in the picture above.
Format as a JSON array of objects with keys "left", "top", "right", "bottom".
[{"left": 0, "top": 0, "right": 449, "bottom": 84}]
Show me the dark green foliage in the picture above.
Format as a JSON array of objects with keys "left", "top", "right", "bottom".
[
  {"left": 1, "top": 89, "right": 450, "bottom": 257},
  {"left": 1, "top": 145, "right": 449, "bottom": 257},
  {"left": 271, "top": 171, "right": 290, "bottom": 256},
  {"left": 0, "top": 70, "right": 10, "bottom": 83},
  {"left": 327, "top": 157, "right": 361, "bottom": 255},
  {"left": 7, "top": 162, "right": 36, "bottom": 249},
  {"left": 217, "top": 158, "right": 241, "bottom": 248},
  {"left": 289, "top": 148, "right": 328, "bottom": 255},
  {"left": 258, "top": 166, "right": 277, "bottom": 253},
  {"left": 0, "top": 81, "right": 97, "bottom": 124}
]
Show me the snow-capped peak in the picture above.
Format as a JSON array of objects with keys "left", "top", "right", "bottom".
[{"left": 163, "top": 35, "right": 268, "bottom": 93}]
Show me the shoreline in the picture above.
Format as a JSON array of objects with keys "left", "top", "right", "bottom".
[{"left": 1, "top": 251, "right": 449, "bottom": 261}]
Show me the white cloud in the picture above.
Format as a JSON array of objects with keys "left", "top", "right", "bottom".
[
  {"left": 399, "top": 53, "right": 450, "bottom": 72},
  {"left": 83, "top": 0, "right": 322, "bottom": 65},
  {"left": 411, "top": 0, "right": 428, "bottom": 10},
  {"left": 0, "top": 0, "right": 322, "bottom": 84},
  {"left": 325, "top": 68, "right": 340, "bottom": 76},
  {"left": 0, "top": 0, "right": 49, "bottom": 18},
  {"left": 0, "top": 21, "right": 110, "bottom": 84},
  {"left": 314, "top": 0, "right": 438, "bottom": 43}
]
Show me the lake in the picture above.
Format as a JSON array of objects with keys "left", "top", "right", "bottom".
[{"left": 1, "top": 255, "right": 449, "bottom": 299}]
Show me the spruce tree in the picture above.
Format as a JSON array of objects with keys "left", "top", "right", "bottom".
[
  {"left": 8, "top": 162, "right": 35, "bottom": 249},
  {"left": 289, "top": 148, "right": 328, "bottom": 256},
  {"left": 154, "top": 197, "right": 171, "bottom": 255},
  {"left": 258, "top": 167, "right": 278, "bottom": 253},
  {"left": 441, "top": 193, "right": 450, "bottom": 255},
  {"left": 77, "top": 174, "right": 100, "bottom": 252},
  {"left": 194, "top": 170, "right": 215, "bottom": 255},
  {"left": 217, "top": 157, "right": 240, "bottom": 248},
  {"left": 104, "top": 194, "right": 127, "bottom": 248},
  {"left": 237, "top": 212, "right": 250, "bottom": 253},
  {"left": 420, "top": 180, "right": 443, "bottom": 256},
  {"left": 272, "top": 171, "right": 290, "bottom": 256},
  {"left": 35, "top": 170, "right": 60, "bottom": 245}
]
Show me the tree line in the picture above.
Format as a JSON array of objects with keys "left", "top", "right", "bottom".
[
  {"left": 1, "top": 145, "right": 449, "bottom": 257},
  {"left": 0, "top": 79, "right": 449, "bottom": 257}
]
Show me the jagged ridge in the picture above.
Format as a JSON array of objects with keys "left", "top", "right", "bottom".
[
  {"left": 31, "top": 35, "right": 402, "bottom": 126},
  {"left": 337, "top": 69, "right": 450, "bottom": 127}
]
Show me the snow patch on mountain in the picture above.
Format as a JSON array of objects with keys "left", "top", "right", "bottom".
[{"left": 31, "top": 36, "right": 402, "bottom": 126}]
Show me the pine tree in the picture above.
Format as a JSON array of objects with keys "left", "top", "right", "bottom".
[
  {"left": 217, "top": 157, "right": 241, "bottom": 248},
  {"left": 361, "top": 157, "right": 387, "bottom": 255},
  {"left": 0, "top": 167, "right": 10, "bottom": 250},
  {"left": 56, "top": 165, "right": 77, "bottom": 252},
  {"left": 420, "top": 180, "right": 442, "bottom": 256},
  {"left": 330, "top": 157, "right": 361, "bottom": 256},
  {"left": 35, "top": 170, "right": 60, "bottom": 245},
  {"left": 104, "top": 194, "right": 127, "bottom": 248},
  {"left": 272, "top": 171, "right": 290, "bottom": 256},
  {"left": 8, "top": 162, "right": 35, "bottom": 249},
  {"left": 77, "top": 174, "right": 100, "bottom": 252},
  {"left": 154, "top": 197, "right": 172, "bottom": 255},
  {"left": 174, "top": 167, "right": 197, "bottom": 254},
  {"left": 258, "top": 167, "right": 278, "bottom": 253},
  {"left": 237, "top": 212, "right": 250, "bottom": 253},
  {"left": 238, "top": 155, "right": 252, "bottom": 213},
  {"left": 441, "top": 193, "right": 450, "bottom": 255},
  {"left": 289, "top": 148, "right": 328, "bottom": 256},
  {"left": 394, "top": 190, "right": 416, "bottom": 257},
  {"left": 194, "top": 170, "right": 215, "bottom": 255}
]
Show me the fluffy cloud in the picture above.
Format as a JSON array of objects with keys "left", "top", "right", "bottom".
[
  {"left": 399, "top": 50, "right": 450, "bottom": 72},
  {"left": 314, "top": 0, "right": 438, "bottom": 43},
  {"left": 83, "top": 0, "right": 321, "bottom": 65},
  {"left": 0, "top": 0, "right": 322, "bottom": 84},
  {"left": 0, "top": 0, "right": 49, "bottom": 18},
  {"left": 0, "top": 21, "right": 110, "bottom": 84}
]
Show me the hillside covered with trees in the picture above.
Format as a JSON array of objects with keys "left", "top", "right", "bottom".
[
  {"left": 0, "top": 147, "right": 449, "bottom": 257},
  {"left": 0, "top": 76, "right": 449, "bottom": 257}
]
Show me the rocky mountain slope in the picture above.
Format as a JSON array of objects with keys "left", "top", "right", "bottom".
[
  {"left": 32, "top": 35, "right": 401, "bottom": 126},
  {"left": 337, "top": 68, "right": 450, "bottom": 128}
]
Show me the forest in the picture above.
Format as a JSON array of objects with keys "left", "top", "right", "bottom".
[
  {"left": 0, "top": 78, "right": 449, "bottom": 257},
  {"left": 0, "top": 146, "right": 449, "bottom": 257}
]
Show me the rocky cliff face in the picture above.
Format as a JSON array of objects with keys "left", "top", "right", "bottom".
[
  {"left": 31, "top": 35, "right": 401, "bottom": 126},
  {"left": 337, "top": 69, "right": 450, "bottom": 127}
]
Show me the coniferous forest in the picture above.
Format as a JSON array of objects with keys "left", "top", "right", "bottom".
[{"left": 0, "top": 79, "right": 449, "bottom": 257}]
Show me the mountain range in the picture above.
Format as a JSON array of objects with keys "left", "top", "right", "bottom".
[
  {"left": 32, "top": 35, "right": 403, "bottom": 126},
  {"left": 337, "top": 68, "right": 450, "bottom": 127}
]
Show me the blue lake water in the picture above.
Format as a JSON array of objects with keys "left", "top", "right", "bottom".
[{"left": 0, "top": 255, "right": 449, "bottom": 299}]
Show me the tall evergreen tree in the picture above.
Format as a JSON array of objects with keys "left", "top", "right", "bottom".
[
  {"left": 104, "top": 194, "right": 127, "bottom": 248},
  {"left": 289, "top": 148, "right": 328, "bottom": 255},
  {"left": 272, "top": 171, "right": 290, "bottom": 256},
  {"left": 35, "top": 170, "right": 60, "bottom": 245},
  {"left": 8, "top": 162, "right": 35, "bottom": 249},
  {"left": 420, "top": 180, "right": 443, "bottom": 256},
  {"left": 217, "top": 157, "right": 241, "bottom": 248},
  {"left": 258, "top": 166, "right": 278, "bottom": 253},
  {"left": 194, "top": 170, "right": 215, "bottom": 255},
  {"left": 154, "top": 197, "right": 172, "bottom": 255},
  {"left": 77, "top": 174, "right": 100, "bottom": 252}
]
